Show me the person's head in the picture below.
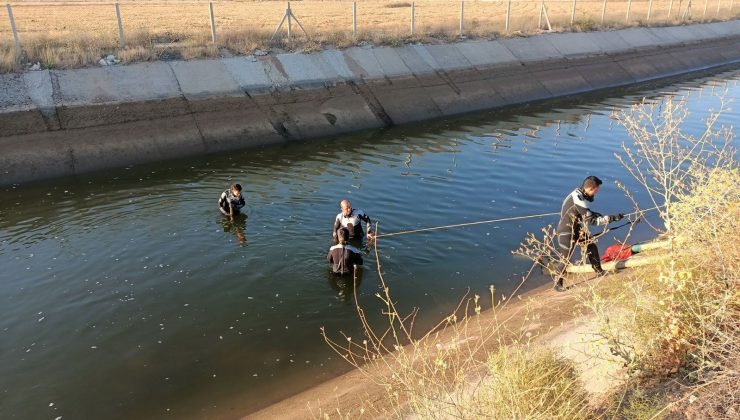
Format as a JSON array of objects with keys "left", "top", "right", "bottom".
[
  {"left": 231, "top": 183, "right": 242, "bottom": 196},
  {"left": 581, "top": 176, "right": 602, "bottom": 199},
  {"left": 340, "top": 199, "right": 352, "bottom": 217},
  {"left": 337, "top": 227, "right": 349, "bottom": 244}
]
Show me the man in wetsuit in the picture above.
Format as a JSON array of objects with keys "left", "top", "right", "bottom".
[
  {"left": 332, "top": 199, "right": 374, "bottom": 243},
  {"left": 327, "top": 228, "right": 363, "bottom": 275},
  {"left": 554, "top": 176, "right": 623, "bottom": 291},
  {"left": 218, "top": 183, "right": 246, "bottom": 218}
]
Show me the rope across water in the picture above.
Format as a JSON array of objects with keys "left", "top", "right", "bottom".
[{"left": 374, "top": 205, "right": 663, "bottom": 238}]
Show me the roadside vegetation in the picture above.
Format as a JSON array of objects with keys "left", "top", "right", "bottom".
[
  {"left": 321, "top": 93, "right": 738, "bottom": 418},
  {"left": 2, "top": 0, "right": 739, "bottom": 73}
]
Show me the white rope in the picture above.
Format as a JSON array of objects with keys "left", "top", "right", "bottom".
[
  {"left": 374, "top": 205, "right": 663, "bottom": 239},
  {"left": 376, "top": 212, "right": 559, "bottom": 238}
]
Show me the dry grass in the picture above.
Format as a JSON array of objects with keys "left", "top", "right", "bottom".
[
  {"left": 580, "top": 96, "right": 740, "bottom": 416},
  {"left": 476, "top": 345, "right": 592, "bottom": 418},
  {"left": 1, "top": 0, "right": 738, "bottom": 72}
]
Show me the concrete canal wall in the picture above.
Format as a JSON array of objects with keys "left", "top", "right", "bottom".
[{"left": 1, "top": 21, "right": 739, "bottom": 186}]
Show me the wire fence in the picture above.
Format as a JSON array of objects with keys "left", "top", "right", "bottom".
[{"left": 1, "top": 1, "right": 738, "bottom": 68}]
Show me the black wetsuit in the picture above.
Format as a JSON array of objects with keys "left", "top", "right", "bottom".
[
  {"left": 218, "top": 190, "right": 245, "bottom": 216},
  {"left": 327, "top": 243, "right": 363, "bottom": 275},
  {"left": 332, "top": 209, "right": 372, "bottom": 240},
  {"left": 556, "top": 188, "right": 613, "bottom": 274}
]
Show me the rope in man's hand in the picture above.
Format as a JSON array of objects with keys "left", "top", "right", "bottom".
[{"left": 374, "top": 205, "right": 663, "bottom": 239}]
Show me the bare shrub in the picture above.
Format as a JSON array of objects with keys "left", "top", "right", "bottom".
[
  {"left": 580, "top": 95, "right": 739, "bottom": 415},
  {"left": 612, "top": 95, "right": 734, "bottom": 234}
]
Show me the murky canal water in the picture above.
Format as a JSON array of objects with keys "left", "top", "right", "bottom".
[{"left": 1, "top": 69, "right": 738, "bottom": 419}]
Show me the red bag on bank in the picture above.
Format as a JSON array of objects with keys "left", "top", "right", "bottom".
[{"left": 601, "top": 243, "right": 634, "bottom": 263}]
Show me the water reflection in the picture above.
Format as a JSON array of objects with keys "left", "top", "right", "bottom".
[
  {"left": 220, "top": 213, "right": 248, "bottom": 247},
  {"left": 326, "top": 269, "right": 365, "bottom": 303}
]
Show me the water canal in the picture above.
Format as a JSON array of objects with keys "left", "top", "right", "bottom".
[{"left": 1, "top": 69, "right": 738, "bottom": 419}]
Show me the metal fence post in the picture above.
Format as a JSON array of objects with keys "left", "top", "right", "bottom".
[
  {"left": 352, "top": 2, "right": 357, "bottom": 38},
  {"left": 668, "top": 0, "right": 674, "bottom": 18},
  {"left": 115, "top": 3, "right": 125, "bottom": 48},
  {"left": 287, "top": 1, "right": 292, "bottom": 39},
  {"left": 626, "top": 0, "right": 632, "bottom": 22},
  {"left": 716, "top": 0, "right": 721, "bottom": 16},
  {"left": 6, "top": 4, "right": 21, "bottom": 51},
  {"left": 539, "top": 0, "right": 544, "bottom": 27},
  {"left": 571, "top": 0, "right": 577, "bottom": 26},
  {"left": 647, "top": 0, "right": 653, "bottom": 23},
  {"left": 209, "top": 2, "right": 216, "bottom": 46},
  {"left": 459, "top": 1, "right": 464, "bottom": 37},
  {"left": 703, "top": 0, "right": 708, "bottom": 20},
  {"left": 410, "top": 2, "right": 415, "bottom": 35},
  {"left": 601, "top": 0, "right": 607, "bottom": 25},
  {"left": 505, "top": 0, "right": 511, "bottom": 32},
  {"left": 681, "top": 0, "right": 692, "bottom": 21}
]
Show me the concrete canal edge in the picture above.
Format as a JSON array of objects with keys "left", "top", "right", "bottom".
[{"left": 1, "top": 21, "right": 739, "bottom": 186}]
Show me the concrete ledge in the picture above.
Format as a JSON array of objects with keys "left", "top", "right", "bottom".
[
  {"left": 222, "top": 57, "right": 275, "bottom": 94},
  {"left": 614, "top": 28, "right": 664, "bottom": 51},
  {"left": 1, "top": 21, "right": 739, "bottom": 186},
  {"left": 0, "top": 73, "right": 48, "bottom": 136},
  {"left": 424, "top": 44, "right": 473, "bottom": 71},
  {"left": 396, "top": 46, "right": 437, "bottom": 78},
  {"left": 23, "top": 71, "right": 58, "bottom": 129},
  {"left": 454, "top": 40, "right": 521, "bottom": 70},
  {"left": 372, "top": 47, "right": 412, "bottom": 78},
  {"left": 343, "top": 47, "right": 385, "bottom": 79},
  {"left": 276, "top": 53, "right": 333, "bottom": 89},
  {"left": 168, "top": 60, "right": 243, "bottom": 99},
  {"left": 542, "top": 32, "right": 604, "bottom": 58},
  {"left": 499, "top": 36, "right": 565, "bottom": 63}
]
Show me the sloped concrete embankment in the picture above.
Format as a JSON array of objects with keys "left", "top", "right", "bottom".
[{"left": 1, "top": 22, "right": 739, "bottom": 185}]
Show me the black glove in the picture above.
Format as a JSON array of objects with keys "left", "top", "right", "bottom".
[{"left": 610, "top": 213, "right": 625, "bottom": 222}]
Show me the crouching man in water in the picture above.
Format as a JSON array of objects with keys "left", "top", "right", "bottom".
[
  {"left": 327, "top": 228, "right": 363, "bottom": 275},
  {"left": 553, "top": 176, "right": 624, "bottom": 291},
  {"left": 218, "top": 183, "right": 246, "bottom": 219},
  {"left": 332, "top": 199, "right": 375, "bottom": 244}
]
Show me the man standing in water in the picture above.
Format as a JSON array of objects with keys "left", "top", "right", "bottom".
[
  {"left": 332, "top": 199, "right": 374, "bottom": 243},
  {"left": 554, "top": 176, "right": 623, "bottom": 291},
  {"left": 218, "top": 183, "right": 246, "bottom": 219},
  {"left": 327, "top": 228, "right": 363, "bottom": 275}
]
